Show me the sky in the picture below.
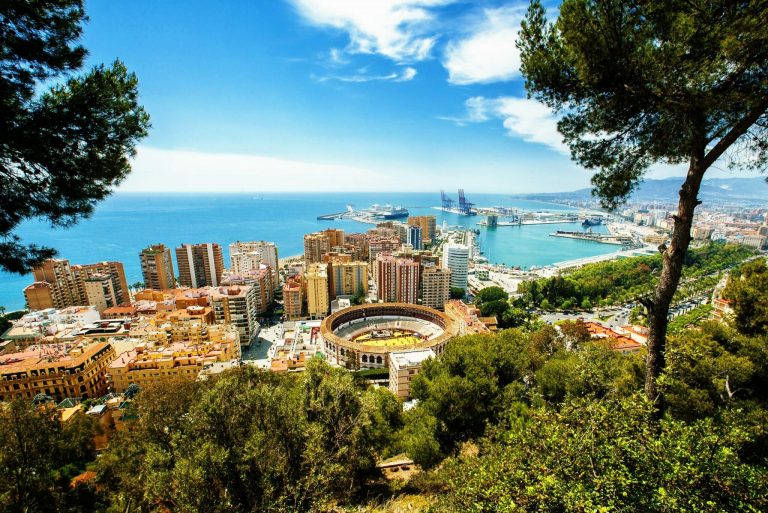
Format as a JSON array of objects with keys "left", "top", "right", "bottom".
[{"left": 79, "top": 0, "right": 738, "bottom": 194}]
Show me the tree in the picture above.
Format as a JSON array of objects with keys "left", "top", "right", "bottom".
[
  {"left": 449, "top": 287, "right": 465, "bottom": 300},
  {"left": 518, "top": 0, "right": 768, "bottom": 407},
  {"left": 1, "top": 1, "right": 150, "bottom": 274},
  {"left": 723, "top": 259, "right": 768, "bottom": 336},
  {"left": 432, "top": 395, "right": 768, "bottom": 512}
]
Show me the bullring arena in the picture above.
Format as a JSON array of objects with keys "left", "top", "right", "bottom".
[{"left": 320, "top": 303, "right": 459, "bottom": 368}]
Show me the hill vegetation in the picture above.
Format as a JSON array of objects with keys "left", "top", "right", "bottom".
[
  {"left": 517, "top": 243, "right": 755, "bottom": 310},
  {"left": 1, "top": 259, "right": 766, "bottom": 512}
]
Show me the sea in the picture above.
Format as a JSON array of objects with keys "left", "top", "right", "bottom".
[{"left": 0, "top": 192, "right": 614, "bottom": 312}]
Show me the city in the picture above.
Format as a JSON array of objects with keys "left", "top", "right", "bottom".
[{"left": 1, "top": 1, "right": 767, "bottom": 512}]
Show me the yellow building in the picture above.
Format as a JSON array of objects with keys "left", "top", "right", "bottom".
[
  {"left": 139, "top": 244, "right": 176, "bottom": 290},
  {"left": 328, "top": 260, "right": 368, "bottom": 299},
  {"left": 107, "top": 324, "right": 240, "bottom": 392},
  {"left": 407, "top": 216, "right": 436, "bottom": 244},
  {"left": 283, "top": 275, "right": 304, "bottom": 320},
  {"left": 0, "top": 342, "right": 116, "bottom": 402},
  {"left": 306, "top": 263, "right": 329, "bottom": 319},
  {"left": 303, "top": 232, "right": 330, "bottom": 264}
]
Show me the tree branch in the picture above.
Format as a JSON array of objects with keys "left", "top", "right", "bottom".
[{"left": 702, "top": 96, "right": 768, "bottom": 169}]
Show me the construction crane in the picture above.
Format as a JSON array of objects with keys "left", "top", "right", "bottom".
[
  {"left": 440, "top": 190, "right": 455, "bottom": 209},
  {"left": 457, "top": 189, "right": 475, "bottom": 215}
]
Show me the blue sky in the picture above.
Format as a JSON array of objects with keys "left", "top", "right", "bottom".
[{"left": 80, "top": 0, "right": 720, "bottom": 193}]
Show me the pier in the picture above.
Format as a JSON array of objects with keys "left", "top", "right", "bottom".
[{"left": 549, "top": 230, "right": 634, "bottom": 245}]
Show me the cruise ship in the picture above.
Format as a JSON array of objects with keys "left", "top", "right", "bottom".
[{"left": 364, "top": 204, "right": 409, "bottom": 220}]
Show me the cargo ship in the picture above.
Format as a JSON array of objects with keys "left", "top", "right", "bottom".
[{"left": 582, "top": 217, "right": 603, "bottom": 227}]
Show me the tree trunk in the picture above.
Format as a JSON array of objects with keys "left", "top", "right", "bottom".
[{"left": 644, "top": 157, "right": 705, "bottom": 408}]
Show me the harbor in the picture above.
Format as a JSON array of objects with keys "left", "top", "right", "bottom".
[
  {"left": 317, "top": 204, "right": 409, "bottom": 224},
  {"left": 549, "top": 230, "right": 636, "bottom": 246}
]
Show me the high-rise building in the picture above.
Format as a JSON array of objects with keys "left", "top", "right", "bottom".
[
  {"left": 306, "top": 263, "right": 330, "bottom": 319},
  {"left": 344, "top": 233, "right": 369, "bottom": 261},
  {"left": 140, "top": 244, "right": 175, "bottom": 290},
  {"left": 443, "top": 243, "right": 469, "bottom": 290},
  {"left": 229, "top": 241, "right": 279, "bottom": 274},
  {"left": 322, "top": 228, "right": 345, "bottom": 249},
  {"left": 376, "top": 254, "right": 398, "bottom": 302},
  {"left": 175, "top": 243, "right": 224, "bottom": 288},
  {"left": 407, "top": 225, "right": 423, "bottom": 250},
  {"left": 24, "top": 259, "right": 130, "bottom": 311},
  {"left": 304, "top": 232, "right": 330, "bottom": 265},
  {"left": 328, "top": 260, "right": 368, "bottom": 299},
  {"left": 422, "top": 266, "right": 451, "bottom": 310},
  {"left": 221, "top": 266, "right": 274, "bottom": 315},
  {"left": 396, "top": 258, "right": 420, "bottom": 304},
  {"left": 210, "top": 285, "right": 259, "bottom": 346},
  {"left": 408, "top": 216, "right": 437, "bottom": 244},
  {"left": 368, "top": 236, "right": 401, "bottom": 262},
  {"left": 283, "top": 275, "right": 304, "bottom": 320},
  {"left": 376, "top": 254, "right": 419, "bottom": 304},
  {"left": 84, "top": 273, "right": 119, "bottom": 313}
]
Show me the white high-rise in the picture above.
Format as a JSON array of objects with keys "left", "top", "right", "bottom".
[
  {"left": 442, "top": 243, "right": 469, "bottom": 290},
  {"left": 229, "top": 241, "right": 278, "bottom": 272}
]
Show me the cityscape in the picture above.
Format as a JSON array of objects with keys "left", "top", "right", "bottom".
[{"left": 0, "top": 1, "right": 767, "bottom": 512}]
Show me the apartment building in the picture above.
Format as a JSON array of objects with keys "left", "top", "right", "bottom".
[
  {"left": 421, "top": 266, "right": 451, "bottom": 310},
  {"left": 139, "top": 244, "right": 176, "bottom": 290},
  {"left": 175, "top": 243, "right": 224, "bottom": 288},
  {"left": 306, "top": 263, "right": 329, "bottom": 319},
  {"left": 0, "top": 342, "right": 116, "bottom": 402},
  {"left": 24, "top": 259, "right": 130, "bottom": 311},
  {"left": 407, "top": 216, "right": 436, "bottom": 244}
]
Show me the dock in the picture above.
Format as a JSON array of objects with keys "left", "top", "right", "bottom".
[
  {"left": 317, "top": 211, "right": 348, "bottom": 220},
  {"left": 549, "top": 230, "right": 634, "bottom": 245}
]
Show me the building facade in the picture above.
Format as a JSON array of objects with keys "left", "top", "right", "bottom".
[
  {"left": 408, "top": 216, "right": 436, "bottom": 244},
  {"left": 107, "top": 325, "right": 240, "bottom": 392},
  {"left": 283, "top": 275, "right": 304, "bottom": 320},
  {"left": 407, "top": 225, "right": 423, "bottom": 250},
  {"left": 328, "top": 260, "right": 368, "bottom": 299},
  {"left": 376, "top": 254, "right": 419, "bottom": 304},
  {"left": 175, "top": 243, "right": 224, "bottom": 288},
  {"left": 209, "top": 285, "right": 259, "bottom": 346},
  {"left": 0, "top": 342, "right": 116, "bottom": 402},
  {"left": 140, "top": 244, "right": 176, "bottom": 290},
  {"left": 306, "top": 263, "right": 330, "bottom": 319},
  {"left": 421, "top": 266, "right": 451, "bottom": 310},
  {"left": 442, "top": 243, "right": 469, "bottom": 290},
  {"left": 25, "top": 259, "right": 130, "bottom": 311},
  {"left": 389, "top": 349, "right": 435, "bottom": 399},
  {"left": 304, "top": 232, "right": 330, "bottom": 265}
]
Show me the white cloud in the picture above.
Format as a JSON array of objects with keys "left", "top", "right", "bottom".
[
  {"left": 396, "top": 66, "right": 418, "bottom": 81},
  {"left": 443, "top": 6, "right": 524, "bottom": 85},
  {"left": 119, "top": 147, "right": 389, "bottom": 192},
  {"left": 313, "top": 66, "right": 416, "bottom": 83},
  {"left": 289, "top": 0, "right": 453, "bottom": 62},
  {"left": 447, "top": 96, "right": 567, "bottom": 154}
]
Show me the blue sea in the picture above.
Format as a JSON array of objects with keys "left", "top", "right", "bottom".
[{"left": 0, "top": 192, "right": 613, "bottom": 311}]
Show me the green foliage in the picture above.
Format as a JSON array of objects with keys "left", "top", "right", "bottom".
[
  {"left": 518, "top": 243, "right": 754, "bottom": 309},
  {"left": 667, "top": 304, "right": 714, "bottom": 334},
  {"left": 432, "top": 396, "right": 768, "bottom": 512},
  {"left": 0, "top": 400, "right": 99, "bottom": 513},
  {"left": 724, "top": 258, "right": 768, "bottom": 335},
  {"left": 474, "top": 286, "right": 508, "bottom": 304},
  {"left": 449, "top": 287, "right": 465, "bottom": 300},
  {"left": 0, "top": 1, "right": 150, "bottom": 273},
  {"left": 406, "top": 330, "right": 540, "bottom": 463},
  {"left": 661, "top": 322, "right": 768, "bottom": 421},
  {"left": 0, "top": 309, "right": 26, "bottom": 335},
  {"left": 518, "top": 0, "right": 768, "bottom": 208},
  {"left": 96, "top": 361, "right": 400, "bottom": 512}
]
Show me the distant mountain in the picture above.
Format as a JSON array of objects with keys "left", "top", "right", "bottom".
[{"left": 516, "top": 176, "right": 767, "bottom": 204}]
